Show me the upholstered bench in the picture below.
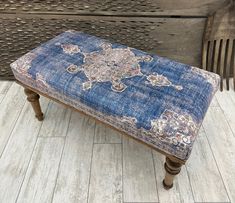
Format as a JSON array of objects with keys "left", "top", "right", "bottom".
[{"left": 10, "top": 30, "right": 220, "bottom": 189}]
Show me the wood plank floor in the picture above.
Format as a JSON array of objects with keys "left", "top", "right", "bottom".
[{"left": 0, "top": 81, "right": 235, "bottom": 203}]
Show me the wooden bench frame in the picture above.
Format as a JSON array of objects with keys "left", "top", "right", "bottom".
[{"left": 18, "top": 80, "right": 185, "bottom": 190}]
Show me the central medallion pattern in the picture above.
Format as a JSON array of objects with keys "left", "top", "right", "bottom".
[
  {"left": 63, "top": 42, "right": 152, "bottom": 92},
  {"left": 59, "top": 42, "right": 183, "bottom": 92}
]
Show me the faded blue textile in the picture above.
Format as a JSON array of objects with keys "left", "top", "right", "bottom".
[{"left": 11, "top": 30, "right": 220, "bottom": 160}]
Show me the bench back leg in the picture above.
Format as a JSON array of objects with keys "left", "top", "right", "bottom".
[
  {"left": 24, "top": 88, "right": 44, "bottom": 121},
  {"left": 163, "top": 156, "right": 182, "bottom": 190}
]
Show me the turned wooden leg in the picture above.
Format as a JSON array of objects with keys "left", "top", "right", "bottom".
[
  {"left": 24, "top": 88, "right": 44, "bottom": 121},
  {"left": 163, "top": 157, "right": 182, "bottom": 190}
]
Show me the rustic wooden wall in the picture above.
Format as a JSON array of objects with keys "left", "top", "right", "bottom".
[{"left": 0, "top": 0, "right": 230, "bottom": 80}]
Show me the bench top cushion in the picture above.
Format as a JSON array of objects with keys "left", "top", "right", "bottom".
[{"left": 11, "top": 30, "right": 220, "bottom": 160}]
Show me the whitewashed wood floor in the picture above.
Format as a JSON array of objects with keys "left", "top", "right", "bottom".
[{"left": 0, "top": 80, "right": 235, "bottom": 203}]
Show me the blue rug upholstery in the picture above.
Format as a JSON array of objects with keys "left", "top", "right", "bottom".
[{"left": 11, "top": 30, "right": 220, "bottom": 160}]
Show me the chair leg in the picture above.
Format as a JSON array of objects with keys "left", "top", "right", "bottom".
[
  {"left": 24, "top": 88, "right": 44, "bottom": 121},
  {"left": 163, "top": 156, "right": 182, "bottom": 190}
]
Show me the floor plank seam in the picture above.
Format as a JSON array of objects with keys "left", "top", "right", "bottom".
[
  {"left": 93, "top": 142, "right": 122, "bottom": 145},
  {"left": 0, "top": 93, "right": 7, "bottom": 105},
  {"left": 50, "top": 111, "right": 72, "bottom": 203},
  {"left": 14, "top": 99, "right": 51, "bottom": 203},
  {"left": 214, "top": 96, "right": 235, "bottom": 138},
  {"left": 50, "top": 134, "right": 70, "bottom": 202},
  {"left": 184, "top": 164, "right": 196, "bottom": 202},
  {"left": 104, "top": 125, "right": 107, "bottom": 143},
  {"left": 86, "top": 120, "right": 96, "bottom": 203},
  {"left": 38, "top": 101, "right": 72, "bottom": 138},
  {"left": 0, "top": 100, "right": 27, "bottom": 159},
  {"left": 185, "top": 164, "right": 196, "bottom": 202},
  {"left": 14, "top": 122, "right": 45, "bottom": 202},
  {"left": 151, "top": 150, "right": 160, "bottom": 202},
  {"left": 64, "top": 110, "right": 72, "bottom": 138},
  {"left": 203, "top": 126, "right": 232, "bottom": 203},
  {"left": 0, "top": 82, "right": 13, "bottom": 95},
  {"left": 5, "top": 82, "right": 13, "bottom": 94}
]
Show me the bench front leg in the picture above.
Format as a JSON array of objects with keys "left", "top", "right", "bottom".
[
  {"left": 163, "top": 156, "right": 182, "bottom": 189},
  {"left": 24, "top": 88, "right": 44, "bottom": 121}
]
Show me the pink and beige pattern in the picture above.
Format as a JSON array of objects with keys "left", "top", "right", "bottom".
[{"left": 64, "top": 42, "right": 152, "bottom": 92}]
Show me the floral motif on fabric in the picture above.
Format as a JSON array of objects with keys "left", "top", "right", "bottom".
[
  {"left": 36, "top": 73, "right": 49, "bottom": 89},
  {"left": 11, "top": 52, "right": 36, "bottom": 78},
  {"left": 59, "top": 43, "right": 80, "bottom": 55},
  {"left": 143, "top": 109, "right": 199, "bottom": 146},
  {"left": 82, "top": 81, "right": 92, "bottom": 90},
  {"left": 146, "top": 74, "right": 183, "bottom": 90},
  {"left": 121, "top": 116, "right": 137, "bottom": 126},
  {"left": 191, "top": 66, "right": 220, "bottom": 93},
  {"left": 66, "top": 64, "right": 81, "bottom": 74},
  {"left": 60, "top": 42, "right": 152, "bottom": 92}
]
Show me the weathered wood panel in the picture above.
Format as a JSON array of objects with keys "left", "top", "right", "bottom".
[
  {"left": 0, "top": 81, "right": 12, "bottom": 94},
  {"left": 88, "top": 144, "right": 122, "bottom": 203},
  {"left": 93, "top": 123, "right": 106, "bottom": 144},
  {"left": 0, "top": 97, "right": 49, "bottom": 203},
  {"left": 203, "top": 107, "right": 235, "bottom": 203},
  {"left": 186, "top": 131, "right": 229, "bottom": 202},
  {"left": 105, "top": 127, "right": 122, "bottom": 143},
  {"left": 0, "top": 94, "right": 4, "bottom": 104},
  {"left": 94, "top": 123, "right": 122, "bottom": 144},
  {"left": 0, "top": 81, "right": 11, "bottom": 103},
  {"left": 0, "top": 0, "right": 229, "bottom": 16},
  {"left": 123, "top": 137, "right": 158, "bottom": 202},
  {"left": 17, "top": 138, "right": 64, "bottom": 203},
  {"left": 210, "top": 95, "right": 219, "bottom": 107},
  {"left": 0, "top": 14, "right": 206, "bottom": 80},
  {"left": 0, "top": 83, "right": 26, "bottom": 155},
  {"left": 52, "top": 113, "right": 95, "bottom": 203},
  {"left": 38, "top": 101, "right": 71, "bottom": 137},
  {"left": 216, "top": 90, "right": 235, "bottom": 136}
]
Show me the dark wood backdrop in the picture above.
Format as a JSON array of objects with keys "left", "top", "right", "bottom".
[{"left": 0, "top": 0, "right": 230, "bottom": 80}]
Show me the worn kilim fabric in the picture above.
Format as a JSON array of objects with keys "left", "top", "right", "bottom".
[{"left": 10, "top": 30, "right": 220, "bottom": 160}]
